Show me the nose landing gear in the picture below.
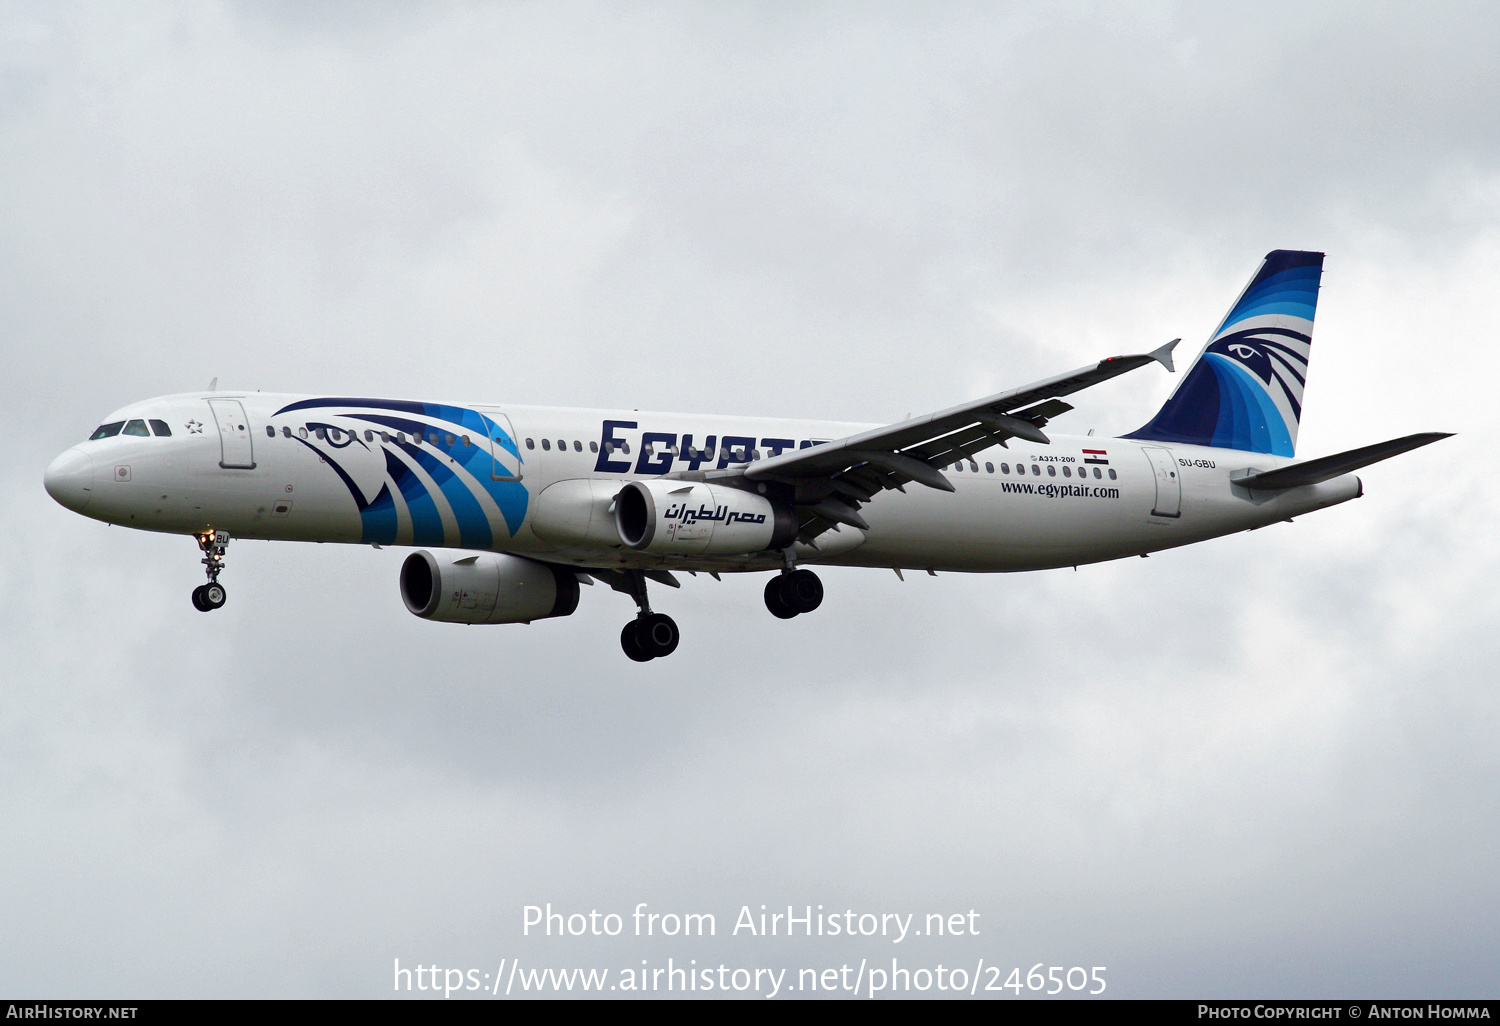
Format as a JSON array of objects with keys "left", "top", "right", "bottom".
[
  {"left": 191, "top": 530, "right": 230, "bottom": 612},
  {"left": 765, "top": 568, "right": 823, "bottom": 618}
]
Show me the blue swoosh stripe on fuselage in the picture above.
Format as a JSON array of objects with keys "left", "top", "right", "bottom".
[
  {"left": 403, "top": 446, "right": 493, "bottom": 550},
  {"left": 384, "top": 447, "right": 446, "bottom": 546},
  {"left": 348, "top": 413, "right": 528, "bottom": 538}
]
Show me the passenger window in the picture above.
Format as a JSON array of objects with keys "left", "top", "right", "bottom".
[
  {"left": 445, "top": 434, "right": 455, "bottom": 446},
  {"left": 265, "top": 426, "right": 274, "bottom": 437},
  {"left": 300, "top": 427, "right": 309, "bottom": 439},
  {"left": 556, "top": 439, "right": 564, "bottom": 451},
  {"left": 330, "top": 429, "right": 342, "bottom": 442},
  {"left": 1093, "top": 467, "right": 1101, "bottom": 479},
  {"left": 573, "top": 440, "right": 582, "bottom": 452},
  {"left": 381, "top": 431, "right": 390, "bottom": 443},
  {"left": 1062, "top": 466, "right": 1071, "bottom": 477},
  {"left": 461, "top": 435, "right": 470, "bottom": 446},
  {"left": 589, "top": 441, "right": 598, "bottom": 453},
  {"left": 1031, "top": 464, "right": 1041, "bottom": 476},
  {"left": 968, "top": 461, "right": 977, "bottom": 472},
  {"left": 1047, "top": 465, "right": 1056, "bottom": 477},
  {"left": 282, "top": 426, "right": 291, "bottom": 438},
  {"left": 542, "top": 439, "right": 551, "bottom": 450},
  {"left": 526, "top": 438, "right": 535, "bottom": 449},
  {"left": 149, "top": 419, "right": 172, "bottom": 437},
  {"left": 1000, "top": 463, "right": 1009, "bottom": 474},
  {"left": 123, "top": 419, "right": 150, "bottom": 436},
  {"left": 90, "top": 421, "right": 125, "bottom": 440},
  {"left": 429, "top": 432, "right": 439, "bottom": 445},
  {"left": 315, "top": 428, "right": 327, "bottom": 440},
  {"left": 1108, "top": 469, "right": 1117, "bottom": 480},
  {"left": 622, "top": 443, "right": 631, "bottom": 454},
  {"left": 985, "top": 462, "right": 994, "bottom": 473}
]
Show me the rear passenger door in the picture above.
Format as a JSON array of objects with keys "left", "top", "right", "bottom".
[{"left": 1141, "top": 446, "right": 1181, "bottom": 518}]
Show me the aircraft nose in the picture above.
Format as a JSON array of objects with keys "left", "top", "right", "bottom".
[{"left": 44, "top": 447, "right": 94, "bottom": 512}]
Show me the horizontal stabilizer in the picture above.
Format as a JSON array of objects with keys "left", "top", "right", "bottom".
[{"left": 1236, "top": 432, "right": 1452, "bottom": 490}]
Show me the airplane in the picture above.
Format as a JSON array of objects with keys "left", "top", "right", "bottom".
[{"left": 44, "top": 250, "right": 1449, "bottom": 661}]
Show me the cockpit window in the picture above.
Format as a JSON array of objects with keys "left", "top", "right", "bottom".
[
  {"left": 122, "top": 419, "right": 150, "bottom": 436},
  {"left": 90, "top": 421, "right": 125, "bottom": 440},
  {"left": 149, "top": 419, "right": 172, "bottom": 437}
]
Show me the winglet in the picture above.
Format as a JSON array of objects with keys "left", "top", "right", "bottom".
[{"left": 1149, "top": 339, "right": 1180, "bottom": 373}]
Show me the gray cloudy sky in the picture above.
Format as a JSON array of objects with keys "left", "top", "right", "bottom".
[{"left": 2, "top": 0, "right": 1497, "bottom": 999}]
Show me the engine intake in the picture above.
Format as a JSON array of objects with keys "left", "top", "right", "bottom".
[
  {"left": 400, "top": 549, "right": 579, "bottom": 624},
  {"left": 614, "top": 480, "right": 796, "bottom": 555}
]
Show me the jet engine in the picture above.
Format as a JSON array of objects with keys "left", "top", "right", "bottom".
[
  {"left": 400, "top": 549, "right": 579, "bottom": 624},
  {"left": 614, "top": 480, "right": 796, "bottom": 555}
]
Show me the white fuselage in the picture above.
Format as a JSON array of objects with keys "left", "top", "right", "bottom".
[{"left": 47, "top": 391, "right": 1362, "bottom": 574}]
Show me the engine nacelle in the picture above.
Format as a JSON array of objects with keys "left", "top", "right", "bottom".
[
  {"left": 530, "top": 478, "right": 625, "bottom": 548},
  {"left": 614, "top": 480, "right": 796, "bottom": 555},
  {"left": 400, "top": 549, "right": 580, "bottom": 624}
]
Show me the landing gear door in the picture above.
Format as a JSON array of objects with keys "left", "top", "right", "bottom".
[
  {"left": 1142, "top": 446, "right": 1181, "bottom": 518},
  {"left": 207, "top": 399, "right": 255, "bottom": 469},
  {"left": 476, "top": 407, "right": 524, "bottom": 482}
]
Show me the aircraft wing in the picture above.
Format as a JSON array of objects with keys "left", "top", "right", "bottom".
[{"left": 743, "top": 339, "right": 1179, "bottom": 540}]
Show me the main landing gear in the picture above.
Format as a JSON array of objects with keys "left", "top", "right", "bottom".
[
  {"left": 764, "top": 568, "right": 823, "bottom": 619},
  {"left": 191, "top": 530, "right": 230, "bottom": 612},
  {"left": 618, "top": 570, "right": 680, "bottom": 662}
]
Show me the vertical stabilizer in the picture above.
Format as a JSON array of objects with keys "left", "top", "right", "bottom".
[{"left": 1124, "top": 250, "right": 1323, "bottom": 455}]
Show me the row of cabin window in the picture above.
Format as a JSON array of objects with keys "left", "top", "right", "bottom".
[
  {"left": 264, "top": 425, "right": 482, "bottom": 447},
  {"left": 952, "top": 460, "right": 1118, "bottom": 480},
  {"left": 247, "top": 424, "right": 1122, "bottom": 483},
  {"left": 526, "top": 438, "right": 596, "bottom": 453},
  {"left": 524, "top": 438, "right": 782, "bottom": 461},
  {"left": 521, "top": 437, "right": 753, "bottom": 460},
  {"left": 89, "top": 419, "right": 173, "bottom": 440}
]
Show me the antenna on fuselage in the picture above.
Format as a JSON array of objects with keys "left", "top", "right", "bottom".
[{"left": 208, "top": 377, "right": 217, "bottom": 391}]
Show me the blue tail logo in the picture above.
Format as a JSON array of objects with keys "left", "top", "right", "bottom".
[{"left": 1125, "top": 250, "right": 1323, "bottom": 456}]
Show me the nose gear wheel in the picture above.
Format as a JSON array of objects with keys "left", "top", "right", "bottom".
[{"left": 192, "top": 530, "right": 231, "bottom": 613}]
